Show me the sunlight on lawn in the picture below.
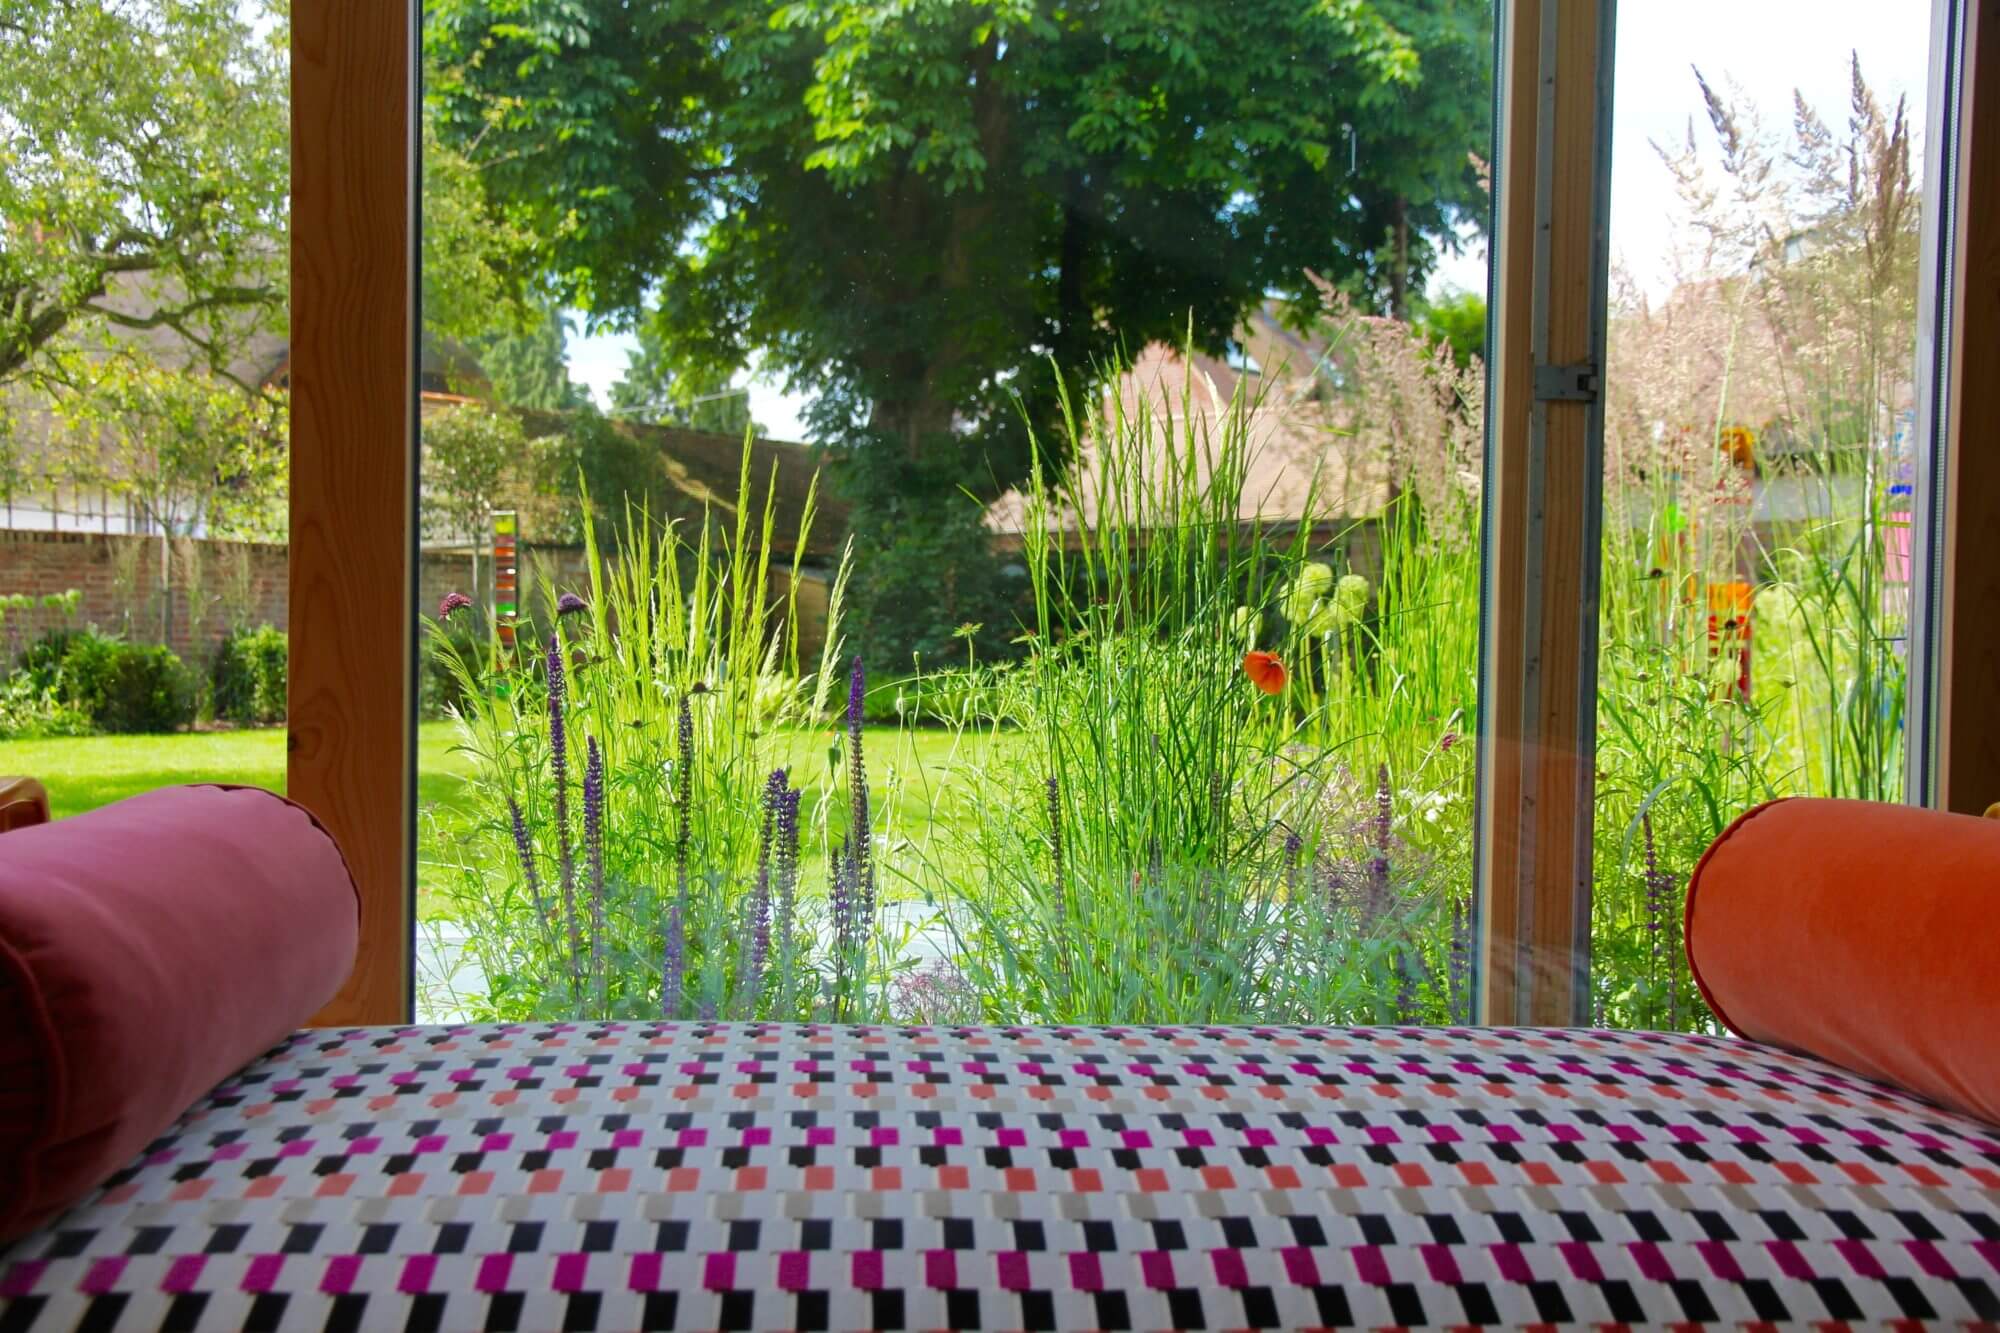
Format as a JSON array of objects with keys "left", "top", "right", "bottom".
[{"left": 0, "top": 722, "right": 979, "bottom": 918}]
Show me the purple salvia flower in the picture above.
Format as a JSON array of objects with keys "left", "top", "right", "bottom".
[
  {"left": 661, "top": 890, "right": 686, "bottom": 1019},
  {"left": 1366, "top": 764, "right": 1392, "bottom": 926},
  {"left": 584, "top": 736, "right": 606, "bottom": 1017},
  {"left": 1394, "top": 951, "right": 1416, "bottom": 1024},
  {"left": 548, "top": 635, "right": 581, "bottom": 1000},
  {"left": 1281, "top": 829, "right": 1303, "bottom": 899},
  {"left": 698, "top": 999, "right": 718, "bottom": 1023},
  {"left": 438, "top": 591, "right": 473, "bottom": 618},
  {"left": 1046, "top": 776, "right": 1066, "bottom": 907},
  {"left": 845, "top": 656, "right": 874, "bottom": 929},
  {"left": 507, "top": 797, "right": 552, "bottom": 950},
  {"left": 773, "top": 781, "right": 802, "bottom": 1014},
  {"left": 673, "top": 694, "right": 693, "bottom": 903},
  {"left": 1642, "top": 813, "right": 1680, "bottom": 1027},
  {"left": 556, "top": 592, "right": 587, "bottom": 616},
  {"left": 737, "top": 770, "right": 782, "bottom": 1019},
  {"left": 829, "top": 839, "right": 854, "bottom": 1008},
  {"left": 1448, "top": 894, "right": 1471, "bottom": 1025}
]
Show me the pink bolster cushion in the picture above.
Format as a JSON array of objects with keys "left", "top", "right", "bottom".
[
  {"left": 1686, "top": 797, "right": 2000, "bottom": 1127},
  {"left": 0, "top": 785, "right": 359, "bottom": 1243}
]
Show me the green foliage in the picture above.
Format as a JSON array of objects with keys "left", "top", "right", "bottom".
[
  {"left": 843, "top": 451, "right": 1025, "bottom": 680},
  {"left": 422, "top": 402, "right": 529, "bottom": 545},
  {"left": 211, "top": 625, "right": 288, "bottom": 725},
  {"left": 519, "top": 408, "right": 672, "bottom": 547},
  {"left": 474, "top": 306, "right": 592, "bottom": 413},
  {"left": 610, "top": 321, "right": 761, "bottom": 437},
  {"left": 47, "top": 352, "right": 288, "bottom": 540},
  {"left": 57, "top": 632, "right": 195, "bottom": 734},
  {"left": 1413, "top": 287, "right": 1487, "bottom": 370},
  {"left": 423, "top": 436, "right": 861, "bottom": 1021},
  {"left": 0, "top": 673, "right": 94, "bottom": 741},
  {"left": 425, "top": 0, "right": 1490, "bottom": 491},
  {"left": 0, "top": 0, "right": 287, "bottom": 388},
  {"left": 421, "top": 121, "right": 540, "bottom": 345}
]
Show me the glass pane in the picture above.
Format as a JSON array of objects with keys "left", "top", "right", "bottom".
[
  {"left": 0, "top": 5, "right": 290, "bottom": 810},
  {"left": 1591, "top": 5, "right": 1933, "bottom": 1030},
  {"left": 417, "top": 2, "right": 1493, "bottom": 1024}
]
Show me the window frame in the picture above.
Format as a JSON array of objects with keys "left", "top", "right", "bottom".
[
  {"left": 290, "top": 0, "right": 1984, "bottom": 1026},
  {"left": 291, "top": 1, "right": 418, "bottom": 1026}
]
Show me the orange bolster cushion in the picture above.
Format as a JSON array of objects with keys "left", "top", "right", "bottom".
[{"left": 1686, "top": 797, "right": 2000, "bottom": 1125}]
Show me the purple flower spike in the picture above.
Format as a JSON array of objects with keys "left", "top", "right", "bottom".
[
  {"left": 507, "top": 798, "right": 549, "bottom": 942},
  {"left": 1366, "top": 764, "right": 1392, "bottom": 925},
  {"left": 548, "top": 635, "right": 580, "bottom": 1001},
  {"left": 584, "top": 736, "right": 607, "bottom": 1015},
  {"left": 557, "top": 592, "right": 588, "bottom": 616},
  {"left": 438, "top": 591, "right": 473, "bottom": 618},
  {"left": 673, "top": 696, "right": 694, "bottom": 902},
  {"left": 661, "top": 891, "right": 686, "bottom": 1019},
  {"left": 844, "top": 656, "right": 874, "bottom": 934}
]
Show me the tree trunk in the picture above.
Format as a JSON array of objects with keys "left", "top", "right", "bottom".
[{"left": 1389, "top": 196, "right": 1411, "bottom": 320}]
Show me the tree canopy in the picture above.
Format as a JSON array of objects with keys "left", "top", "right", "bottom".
[
  {"left": 610, "top": 323, "right": 761, "bottom": 437},
  {"left": 424, "top": 0, "right": 1491, "bottom": 493},
  {"left": 0, "top": 0, "right": 289, "bottom": 390}
]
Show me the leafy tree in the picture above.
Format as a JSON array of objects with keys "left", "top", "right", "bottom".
[
  {"left": 0, "top": 0, "right": 288, "bottom": 390},
  {"left": 1413, "top": 288, "right": 1486, "bottom": 370},
  {"left": 425, "top": 0, "right": 1491, "bottom": 489},
  {"left": 427, "top": 0, "right": 1491, "bottom": 669},
  {"left": 610, "top": 322, "right": 762, "bottom": 437},
  {"left": 475, "top": 305, "right": 592, "bottom": 412},
  {"left": 422, "top": 402, "right": 527, "bottom": 546},
  {"left": 50, "top": 350, "right": 288, "bottom": 540},
  {"left": 423, "top": 122, "right": 541, "bottom": 345}
]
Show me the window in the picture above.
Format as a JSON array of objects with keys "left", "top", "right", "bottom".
[
  {"left": 1587, "top": 3, "right": 1935, "bottom": 1031},
  {"left": 414, "top": 1, "right": 1495, "bottom": 1025},
  {"left": 0, "top": 4, "right": 290, "bottom": 820}
]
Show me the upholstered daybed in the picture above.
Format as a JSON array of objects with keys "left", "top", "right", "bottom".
[{"left": 4, "top": 790, "right": 1998, "bottom": 1329}]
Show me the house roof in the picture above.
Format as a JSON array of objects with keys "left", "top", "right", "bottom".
[{"left": 510, "top": 408, "right": 848, "bottom": 558}]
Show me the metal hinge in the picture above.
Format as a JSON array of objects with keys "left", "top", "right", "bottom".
[{"left": 1533, "top": 362, "right": 1600, "bottom": 403}]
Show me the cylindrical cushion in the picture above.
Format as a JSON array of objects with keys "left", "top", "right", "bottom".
[
  {"left": 1687, "top": 797, "right": 2000, "bottom": 1126},
  {"left": 0, "top": 785, "right": 358, "bottom": 1242}
]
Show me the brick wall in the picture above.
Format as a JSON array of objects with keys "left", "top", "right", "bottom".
[
  {"left": 1, "top": 529, "right": 833, "bottom": 671},
  {"left": 0, "top": 530, "right": 287, "bottom": 666}
]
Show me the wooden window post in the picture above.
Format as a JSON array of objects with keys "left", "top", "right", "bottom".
[
  {"left": 1475, "top": 0, "right": 1617, "bottom": 1026},
  {"left": 290, "top": 1, "right": 417, "bottom": 1025},
  {"left": 1911, "top": 0, "right": 2000, "bottom": 816}
]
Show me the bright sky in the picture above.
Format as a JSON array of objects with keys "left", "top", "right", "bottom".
[{"left": 566, "top": 3, "right": 1936, "bottom": 439}]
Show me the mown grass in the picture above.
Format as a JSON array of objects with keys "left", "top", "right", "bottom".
[{"left": 0, "top": 722, "right": 982, "bottom": 915}]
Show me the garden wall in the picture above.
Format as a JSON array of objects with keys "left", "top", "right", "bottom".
[{"left": 0, "top": 529, "right": 287, "bottom": 664}]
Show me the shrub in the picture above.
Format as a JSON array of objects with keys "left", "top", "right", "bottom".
[
  {"left": 60, "top": 632, "right": 195, "bottom": 733},
  {"left": 16, "top": 628, "right": 84, "bottom": 692},
  {"left": 212, "top": 625, "right": 288, "bottom": 724},
  {"left": 0, "top": 672, "right": 94, "bottom": 740}
]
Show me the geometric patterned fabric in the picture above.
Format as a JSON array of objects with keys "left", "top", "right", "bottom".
[{"left": 4, "top": 1023, "right": 1998, "bottom": 1330}]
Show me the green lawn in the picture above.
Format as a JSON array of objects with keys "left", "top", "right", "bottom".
[
  {"left": 0, "top": 723, "right": 477, "bottom": 819},
  {"left": 0, "top": 721, "right": 998, "bottom": 914}
]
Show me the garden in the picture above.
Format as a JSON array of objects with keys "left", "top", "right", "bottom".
[
  {"left": 420, "top": 83, "right": 1915, "bottom": 1029},
  {"left": 0, "top": 2, "right": 1916, "bottom": 1038}
]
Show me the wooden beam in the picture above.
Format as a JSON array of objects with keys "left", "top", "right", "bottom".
[
  {"left": 290, "top": 1, "right": 415, "bottom": 1024},
  {"left": 1477, "top": 0, "right": 1615, "bottom": 1027},
  {"left": 1923, "top": 0, "right": 2000, "bottom": 816}
]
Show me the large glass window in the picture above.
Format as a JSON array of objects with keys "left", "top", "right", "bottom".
[
  {"left": 415, "top": 1, "right": 1494, "bottom": 1024},
  {"left": 0, "top": 5, "right": 290, "bottom": 815},
  {"left": 1588, "top": 4, "right": 1934, "bottom": 1030}
]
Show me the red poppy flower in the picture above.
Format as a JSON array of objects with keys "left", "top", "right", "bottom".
[{"left": 1242, "top": 650, "right": 1287, "bottom": 695}]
